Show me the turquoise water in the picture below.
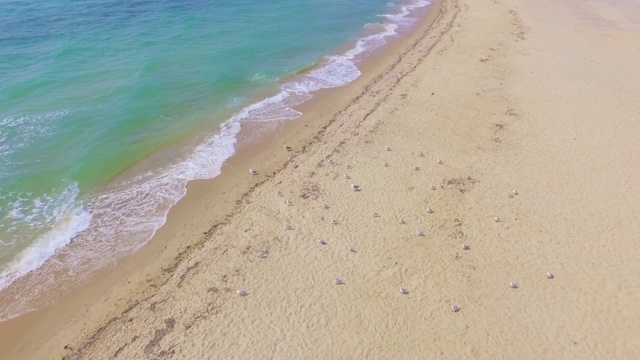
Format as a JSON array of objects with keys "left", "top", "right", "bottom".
[{"left": 0, "top": 0, "right": 430, "bottom": 319}]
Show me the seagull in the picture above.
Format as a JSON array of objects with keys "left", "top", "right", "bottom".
[
  {"left": 284, "top": 144, "right": 292, "bottom": 151},
  {"left": 284, "top": 223, "right": 293, "bottom": 230},
  {"left": 345, "top": 164, "right": 352, "bottom": 169},
  {"left": 334, "top": 277, "right": 345, "bottom": 285},
  {"left": 347, "top": 245, "right": 357, "bottom": 253},
  {"left": 236, "top": 290, "right": 248, "bottom": 296},
  {"left": 451, "top": 305, "right": 461, "bottom": 312},
  {"left": 321, "top": 202, "right": 329, "bottom": 209},
  {"left": 372, "top": 211, "right": 380, "bottom": 217},
  {"left": 276, "top": 190, "right": 283, "bottom": 197},
  {"left": 512, "top": 189, "right": 519, "bottom": 195},
  {"left": 317, "top": 238, "right": 327, "bottom": 245},
  {"left": 462, "top": 243, "right": 470, "bottom": 250},
  {"left": 331, "top": 219, "right": 339, "bottom": 224},
  {"left": 399, "top": 219, "right": 406, "bottom": 224},
  {"left": 494, "top": 216, "right": 501, "bottom": 223},
  {"left": 437, "top": 159, "right": 443, "bottom": 164},
  {"left": 328, "top": 159, "right": 334, "bottom": 164},
  {"left": 509, "top": 282, "right": 518, "bottom": 289},
  {"left": 344, "top": 174, "right": 351, "bottom": 179},
  {"left": 386, "top": 146, "right": 392, "bottom": 151},
  {"left": 400, "top": 287, "right": 409, "bottom": 295},
  {"left": 243, "top": 197, "right": 250, "bottom": 204},
  {"left": 249, "top": 169, "right": 258, "bottom": 175},
  {"left": 256, "top": 251, "right": 268, "bottom": 258},
  {"left": 417, "top": 229, "right": 425, "bottom": 236},
  {"left": 383, "top": 162, "right": 389, "bottom": 167},
  {"left": 351, "top": 184, "right": 361, "bottom": 191},
  {"left": 466, "top": 175, "right": 472, "bottom": 180},
  {"left": 426, "top": 207, "right": 434, "bottom": 214},
  {"left": 284, "top": 199, "right": 293, "bottom": 206},
  {"left": 287, "top": 156, "right": 293, "bottom": 161},
  {"left": 418, "top": 152, "right": 425, "bottom": 157},
  {"left": 546, "top": 272, "right": 554, "bottom": 279},
  {"left": 430, "top": 184, "right": 436, "bottom": 190},
  {"left": 414, "top": 166, "right": 420, "bottom": 171}
]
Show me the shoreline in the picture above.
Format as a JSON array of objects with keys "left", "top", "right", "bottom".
[
  {"left": 0, "top": 0, "right": 436, "bottom": 320},
  {"left": 0, "top": 0, "right": 447, "bottom": 358},
  {"left": 0, "top": 0, "right": 428, "bottom": 321}
]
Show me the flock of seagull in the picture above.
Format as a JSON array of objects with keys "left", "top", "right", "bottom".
[{"left": 240, "top": 145, "right": 554, "bottom": 313}]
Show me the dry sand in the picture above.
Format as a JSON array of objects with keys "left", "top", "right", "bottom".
[{"left": 4, "top": 0, "right": 640, "bottom": 358}]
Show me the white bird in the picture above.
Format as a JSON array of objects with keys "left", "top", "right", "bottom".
[
  {"left": 452, "top": 305, "right": 461, "bottom": 312},
  {"left": 276, "top": 190, "right": 283, "bottom": 197},
  {"left": 400, "top": 287, "right": 409, "bottom": 295},
  {"left": 284, "top": 199, "right": 293, "bottom": 206},
  {"left": 249, "top": 169, "right": 258, "bottom": 175},
  {"left": 321, "top": 202, "right": 329, "bottom": 209},
  {"left": 351, "top": 184, "right": 361, "bottom": 191},
  {"left": 386, "top": 146, "right": 392, "bottom": 151},
  {"left": 236, "top": 290, "right": 248, "bottom": 296},
  {"left": 417, "top": 229, "right": 425, "bottom": 236},
  {"left": 512, "top": 189, "right": 519, "bottom": 195},
  {"left": 430, "top": 184, "right": 436, "bottom": 190},
  {"left": 284, "top": 223, "right": 293, "bottom": 230},
  {"left": 418, "top": 152, "right": 425, "bottom": 157},
  {"left": 317, "top": 238, "right": 327, "bottom": 245},
  {"left": 414, "top": 166, "right": 420, "bottom": 171},
  {"left": 546, "top": 272, "right": 554, "bottom": 279},
  {"left": 494, "top": 216, "right": 501, "bottom": 223},
  {"left": 345, "top": 164, "right": 352, "bottom": 169},
  {"left": 334, "top": 277, "right": 345, "bottom": 285},
  {"left": 344, "top": 174, "right": 351, "bottom": 179},
  {"left": 243, "top": 197, "right": 250, "bottom": 204},
  {"left": 437, "top": 159, "right": 443, "bottom": 164},
  {"left": 284, "top": 144, "right": 292, "bottom": 151},
  {"left": 256, "top": 251, "right": 267, "bottom": 258},
  {"left": 462, "top": 243, "right": 470, "bottom": 250},
  {"left": 509, "top": 281, "right": 518, "bottom": 289},
  {"left": 466, "top": 175, "right": 472, "bottom": 180},
  {"left": 383, "top": 162, "right": 389, "bottom": 167},
  {"left": 347, "top": 245, "right": 357, "bottom": 253},
  {"left": 287, "top": 155, "right": 293, "bottom": 161},
  {"left": 399, "top": 219, "right": 406, "bottom": 224},
  {"left": 372, "top": 211, "right": 380, "bottom": 217},
  {"left": 331, "top": 219, "right": 339, "bottom": 224},
  {"left": 427, "top": 207, "right": 434, "bottom": 214}
]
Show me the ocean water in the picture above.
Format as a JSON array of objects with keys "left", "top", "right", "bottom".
[{"left": 0, "top": 0, "right": 430, "bottom": 320}]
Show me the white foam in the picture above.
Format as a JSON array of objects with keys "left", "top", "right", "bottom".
[
  {"left": 0, "top": 186, "right": 91, "bottom": 291},
  {"left": 3, "top": 183, "right": 80, "bottom": 228},
  {"left": 249, "top": 72, "right": 279, "bottom": 84},
  {"left": 379, "top": 0, "right": 431, "bottom": 26},
  {"left": 226, "top": 96, "right": 246, "bottom": 108},
  {"left": 0, "top": 108, "right": 70, "bottom": 173},
  {"left": 232, "top": 91, "right": 303, "bottom": 123}
]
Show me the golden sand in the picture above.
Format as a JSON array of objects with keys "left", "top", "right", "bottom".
[{"left": 3, "top": 0, "right": 640, "bottom": 358}]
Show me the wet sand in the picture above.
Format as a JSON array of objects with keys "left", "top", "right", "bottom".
[{"left": 3, "top": 0, "right": 640, "bottom": 358}]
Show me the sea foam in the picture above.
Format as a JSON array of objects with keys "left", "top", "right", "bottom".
[{"left": 0, "top": 183, "right": 90, "bottom": 291}]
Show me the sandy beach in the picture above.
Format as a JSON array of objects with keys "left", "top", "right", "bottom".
[{"left": 2, "top": 0, "right": 640, "bottom": 358}]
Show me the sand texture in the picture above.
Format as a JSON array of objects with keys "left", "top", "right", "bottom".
[{"left": 7, "top": 0, "right": 640, "bottom": 358}]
